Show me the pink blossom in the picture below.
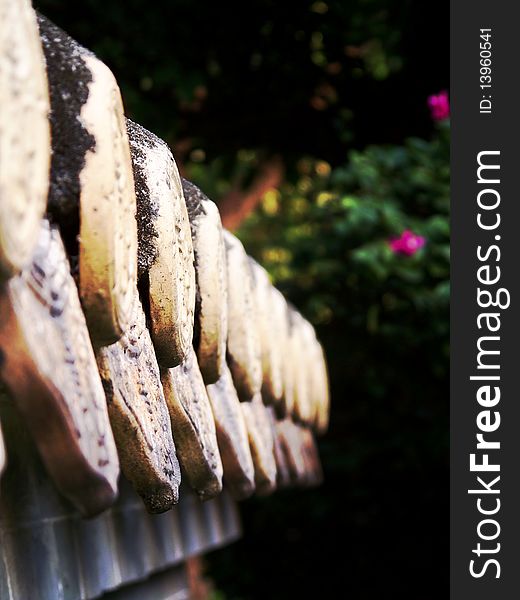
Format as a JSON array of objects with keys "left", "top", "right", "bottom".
[
  {"left": 427, "top": 90, "right": 450, "bottom": 121},
  {"left": 389, "top": 230, "right": 426, "bottom": 256}
]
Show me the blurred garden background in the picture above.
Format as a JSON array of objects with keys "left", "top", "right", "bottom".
[{"left": 34, "top": 0, "right": 449, "bottom": 597}]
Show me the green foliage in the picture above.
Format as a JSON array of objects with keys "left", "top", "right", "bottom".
[{"left": 237, "top": 121, "right": 449, "bottom": 378}]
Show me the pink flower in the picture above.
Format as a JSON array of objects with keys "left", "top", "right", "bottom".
[
  {"left": 389, "top": 230, "right": 426, "bottom": 256},
  {"left": 427, "top": 90, "right": 450, "bottom": 121}
]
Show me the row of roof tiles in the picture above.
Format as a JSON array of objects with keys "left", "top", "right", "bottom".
[{"left": 0, "top": 1, "right": 329, "bottom": 518}]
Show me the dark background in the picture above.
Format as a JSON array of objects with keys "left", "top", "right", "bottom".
[{"left": 34, "top": 1, "right": 449, "bottom": 598}]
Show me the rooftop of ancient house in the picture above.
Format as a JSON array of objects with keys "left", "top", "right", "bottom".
[{"left": 0, "top": 3, "right": 329, "bottom": 599}]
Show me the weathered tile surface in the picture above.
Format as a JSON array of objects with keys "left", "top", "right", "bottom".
[
  {"left": 38, "top": 15, "right": 138, "bottom": 347},
  {"left": 206, "top": 364, "right": 256, "bottom": 500},
  {"left": 97, "top": 297, "right": 181, "bottom": 513},
  {"left": 241, "top": 394, "right": 277, "bottom": 495},
  {"left": 161, "top": 347, "right": 223, "bottom": 500},
  {"left": 266, "top": 407, "right": 291, "bottom": 488},
  {"left": 0, "top": 0, "right": 50, "bottom": 281},
  {"left": 182, "top": 179, "right": 228, "bottom": 384},
  {"left": 0, "top": 222, "right": 119, "bottom": 516},
  {"left": 128, "top": 121, "right": 195, "bottom": 367},
  {"left": 249, "top": 260, "right": 283, "bottom": 405},
  {"left": 275, "top": 419, "right": 309, "bottom": 486},
  {"left": 287, "top": 308, "right": 313, "bottom": 425},
  {"left": 223, "top": 231, "right": 262, "bottom": 402},
  {"left": 314, "top": 341, "right": 331, "bottom": 435},
  {"left": 300, "top": 427, "right": 324, "bottom": 487}
]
